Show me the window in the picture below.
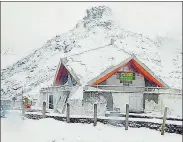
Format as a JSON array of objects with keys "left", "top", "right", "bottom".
[
  {"left": 120, "top": 80, "right": 132, "bottom": 86},
  {"left": 88, "top": 93, "right": 97, "bottom": 98},
  {"left": 70, "top": 74, "right": 77, "bottom": 86}
]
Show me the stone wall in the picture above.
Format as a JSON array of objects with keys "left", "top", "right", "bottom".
[{"left": 25, "top": 113, "right": 183, "bottom": 135}]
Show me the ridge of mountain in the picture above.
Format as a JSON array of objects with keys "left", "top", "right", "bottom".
[{"left": 1, "top": 6, "right": 182, "bottom": 100}]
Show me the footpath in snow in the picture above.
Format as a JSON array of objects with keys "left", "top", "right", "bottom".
[{"left": 1, "top": 110, "right": 182, "bottom": 142}]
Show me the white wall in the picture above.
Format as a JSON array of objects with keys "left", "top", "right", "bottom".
[
  {"left": 144, "top": 94, "right": 182, "bottom": 118},
  {"left": 112, "top": 92, "right": 144, "bottom": 113},
  {"left": 160, "top": 94, "right": 182, "bottom": 117},
  {"left": 35, "top": 92, "right": 44, "bottom": 109},
  {"left": 68, "top": 99, "right": 83, "bottom": 115},
  {"left": 82, "top": 95, "right": 107, "bottom": 116},
  {"left": 112, "top": 93, "right": 129, "bottom": 112}
]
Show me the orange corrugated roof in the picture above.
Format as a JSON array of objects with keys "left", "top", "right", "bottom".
[
  {"left": 92, "top": 59, "right": 164, "bottom": 87},
  {"left": 92, "top": 62, "right": 128, "bottom": 85},
  {"left": 130, "top": 59, "right": 164, "bottom": 87}
]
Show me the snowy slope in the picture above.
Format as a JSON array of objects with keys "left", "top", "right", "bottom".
[
  {"left": 1, "top": 6, "right": 182, "bottom": 100},
  {"left": 1, "top": 45, "right": 40, "bottom": 69}
]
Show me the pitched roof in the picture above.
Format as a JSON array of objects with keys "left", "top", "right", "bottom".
[
  {"left": 57, "top": 44, "right": 168, "bottom": 87},
  {"left": 90, "top": 56, "right": 168, "bottom": 87},
  {"left": 62, "top": 44, "right": 131, "bottom": 85}
]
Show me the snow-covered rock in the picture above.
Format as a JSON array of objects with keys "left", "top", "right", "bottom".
[{"left": 1, "top": 6, "right": 182, "bottom": 100}]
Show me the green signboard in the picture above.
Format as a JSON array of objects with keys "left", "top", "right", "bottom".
[{"left": 119, "top": 72, "right": 135, "bottom": 81}]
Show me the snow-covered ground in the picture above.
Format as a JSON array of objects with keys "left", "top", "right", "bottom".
[{"left": 1, "top": 110, "right": 182, "bottom": 142}]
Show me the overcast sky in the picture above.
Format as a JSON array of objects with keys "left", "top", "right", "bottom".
[{"left": 1, "top": 2, "right": 182, "bottom": 54}]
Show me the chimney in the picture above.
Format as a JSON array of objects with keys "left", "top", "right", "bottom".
[{"left": 110, "top": 38, "right": 114, "bottom": 45}]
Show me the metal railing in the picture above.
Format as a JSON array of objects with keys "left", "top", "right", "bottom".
[
  {"left": 85, "top": 85, "right": 182, "bottom": 95},
  {"left": 39, "top": 85, "right": 182, "bottom": 95},
  {"left": 40, "top": 85, "right": 73, "bottom": 92}
]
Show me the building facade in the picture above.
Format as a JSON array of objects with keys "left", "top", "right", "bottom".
[{"left": 35, "top": 44, "right": 181, "bottom": 116}]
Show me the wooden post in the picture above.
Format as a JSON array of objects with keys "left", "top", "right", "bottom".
[
  {"left": 22, "top": 101, "right": 25, "bottom": 120},
  {"left": 66, "top": 103, "right": 70, "bottom": 123},
  {"left": 125, "top": 104, "right": 129, "bottom": 130},
  {"left": 42, "top": 101, "right": 46, "bottom": 118},
  {"left": 93, "top": 103, "right": 97, "bottom": 126},
  {"left": 161, "top": 107, "right": 168, "bottom": 135},
  {"left": 21, "top": 88, "right": 23, "bottom": 109}
]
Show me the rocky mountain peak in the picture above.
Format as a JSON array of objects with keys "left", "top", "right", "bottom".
[
  {"left": 83, "top": 6, "right": 112, "bottom": 20},
  {"left": 76, "top": 6, "right": 114, "bottom": 29}
]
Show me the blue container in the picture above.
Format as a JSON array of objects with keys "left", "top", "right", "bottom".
[{"left": 1, "top": 104, "right": 8, "bottom": 118}]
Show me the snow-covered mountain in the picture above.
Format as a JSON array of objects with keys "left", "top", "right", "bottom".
[
  {"left": 1, "top": 46, "right": 40, "bottom": 69},
  {"left": 1, "top": 6, "right": 182, "bottom": 100}
]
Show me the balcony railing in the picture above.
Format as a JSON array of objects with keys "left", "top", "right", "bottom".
[
  {"left": 40, "top": 85, "right": 73, "bottom": 93},
  {"left": 85, "top": 85, "right": 182, "bottom": 95},
  {"left": 40, "top": 85, "right": 182, "bottom": 95}
]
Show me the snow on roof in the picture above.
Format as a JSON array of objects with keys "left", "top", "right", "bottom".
[
  {"left": 84, "top": 86, "right": 107, "bottom": 92},
  {"left": 61, "top": 43, "right": 180, "bottom": 89},
  {"left": 63, "top": 44, "right": 131, "bottom": 85}
]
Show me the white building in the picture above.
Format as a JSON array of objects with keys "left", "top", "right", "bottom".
[{"left": 35, "top": 44, "right": 181, "bottom": 116}]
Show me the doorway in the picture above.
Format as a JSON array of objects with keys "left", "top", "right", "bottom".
[
  {"left": 49, "top": 95, "right": 54, "bottom": 109},
  {"left": 129, "top": 93, "right": 144, "bottom": 113},
  {"left": 106, "top": 94, "right": 113, "bottom": 111}
]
